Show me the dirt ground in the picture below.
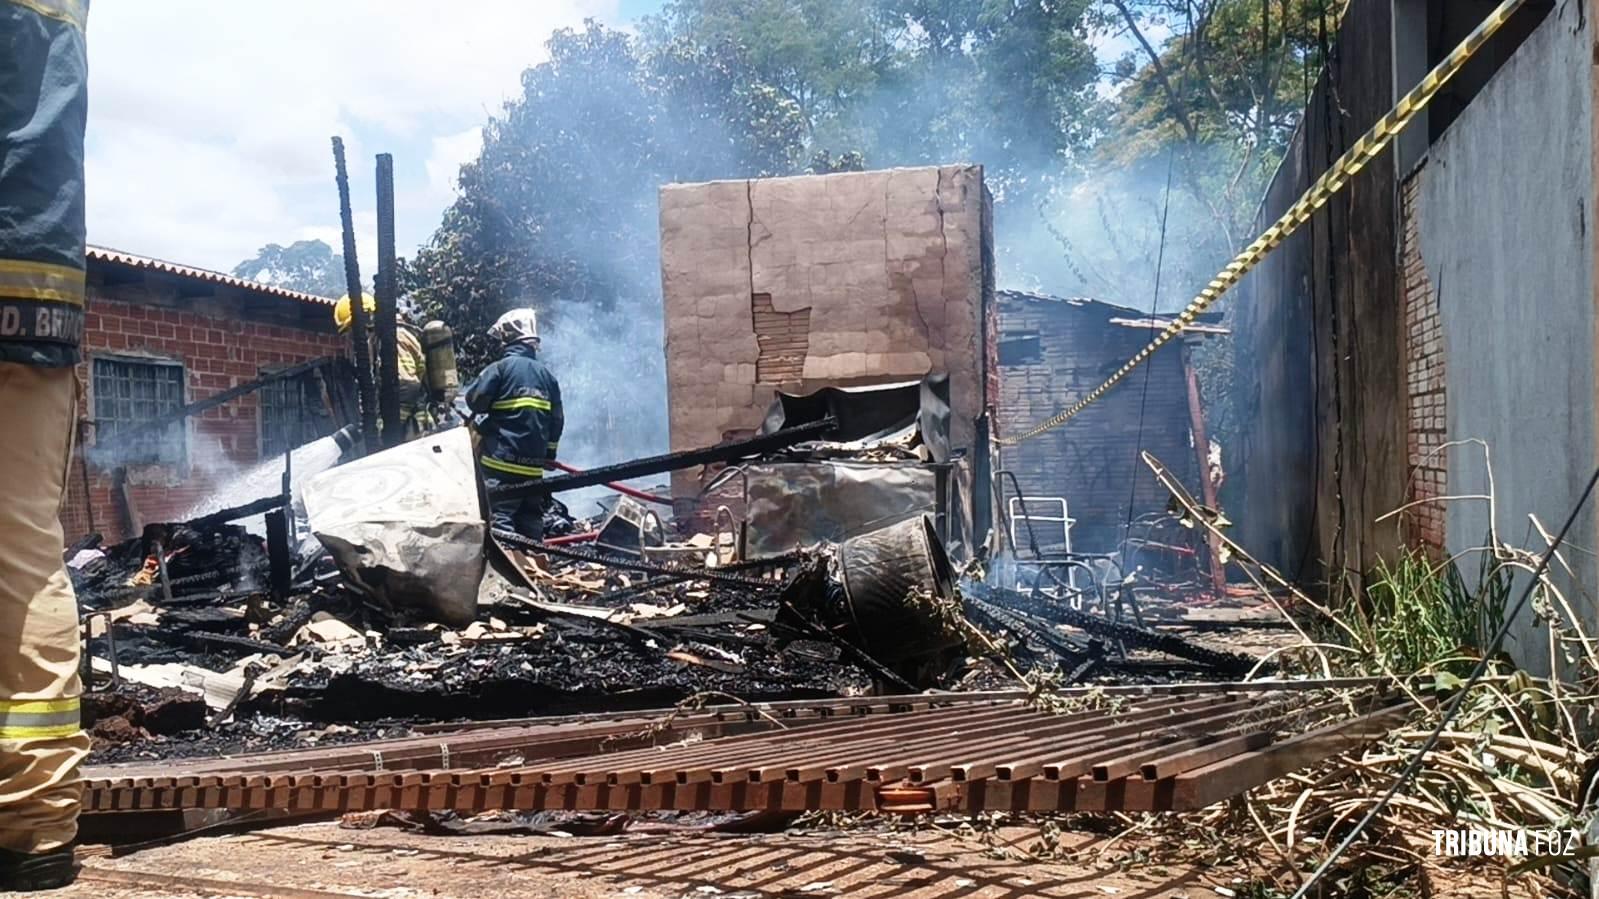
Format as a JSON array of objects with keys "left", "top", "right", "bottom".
[{"left": 58, "top": 819, "right": 1525, "bottom": 899}]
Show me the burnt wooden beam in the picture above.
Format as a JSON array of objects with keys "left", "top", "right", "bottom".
[
  {"left": 488, "top": 418, "right": 837, "bottom": 500},
  {"left": 331, "top": 136, "right": 377, "bottom": 453},
  {"left": 373, "top": 153, "right": 402, "bottom": 449}
]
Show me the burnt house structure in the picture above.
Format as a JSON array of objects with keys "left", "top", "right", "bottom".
[
  {"left": 61, "top": 247, "right": 350, "bottom": 543},
  {"left": 990, "top": 290, "right": 1225, "bottom": 553}
]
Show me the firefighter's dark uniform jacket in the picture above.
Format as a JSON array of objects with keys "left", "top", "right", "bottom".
[
  {"left": 1, "top": 0, "right": 89, "bottom": 367},
  {"left": 464, "top": 341, "right": 563, "bottom": 478}
]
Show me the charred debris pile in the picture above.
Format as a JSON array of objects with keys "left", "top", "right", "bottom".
[{"left": 70, "top": 391, "right": 1281, "bottom": 765}]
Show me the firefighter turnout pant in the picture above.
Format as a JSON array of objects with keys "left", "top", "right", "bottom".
[
  {"left": 0, "top": 363, "right": 90, "bottom": 853},
  {"left": 483, "top": 468, "right": 547, "bottom": 541}
]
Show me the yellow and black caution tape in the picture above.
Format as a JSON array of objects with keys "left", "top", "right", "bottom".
[{"left": 997, "top": 0, "right": 1527, "bottom": 447}]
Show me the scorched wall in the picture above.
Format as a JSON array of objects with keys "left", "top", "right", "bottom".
[
  {"left": 658, "top": 165, "right": 991, "bottom": 504},
  {"left": 991, "top": 293, "right": 1201, "bottom": 553}
]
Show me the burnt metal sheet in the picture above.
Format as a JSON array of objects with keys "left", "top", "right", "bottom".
[
  {"left": 303, "top": 428, "right": 485, "bottom": 626},
  {"left": 759, "top": 375, "right": 951, "bottom": 463},
  {"left": 743, "top": 460, "right": 937, "bottom": 555}
]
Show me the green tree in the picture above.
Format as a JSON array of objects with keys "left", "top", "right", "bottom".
[
  {"left": 1093, "top": 0, "right": 1333, "bottom": 261},
  {"left": 1075, "top": 0, "right": 1335, "bottom": 482},
  {"left": 644, "top": 0, "right": 895, "bottom": 138},
  {"left": 231, "top": 239, "right": 347, "bottom": 299},
  {"left": 404, "top": 20, "right": 805, "bottom": 373}
]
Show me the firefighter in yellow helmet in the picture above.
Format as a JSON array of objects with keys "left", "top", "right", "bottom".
[{"left": 334, "top": 293, "right": 434, "bottom": 438}]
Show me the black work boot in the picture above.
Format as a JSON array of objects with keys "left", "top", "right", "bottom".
[{"left": 0, "top": 845, "right": 78, "bottom": 891}]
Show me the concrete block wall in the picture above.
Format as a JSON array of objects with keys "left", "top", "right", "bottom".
[
  {"left": 60, "top": 292, "right": 346, "bottom": 543},
  {"left": 659, "top": 165, "right": 990, "bottom": 504},
  {"left": 1400, "top": 174, "right": 1447, "bottom": 555},
  {"left": 1415, "top": 0, "right": 1596, "bottom": 675}
]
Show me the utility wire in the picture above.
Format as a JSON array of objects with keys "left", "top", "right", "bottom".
[{"left": 1290, "top": 463, "right": 1599, "bottom": 898}]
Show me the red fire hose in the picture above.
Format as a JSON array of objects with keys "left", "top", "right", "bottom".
[{"left": 547, "top": 460, "right": 672, "bottom": 507}]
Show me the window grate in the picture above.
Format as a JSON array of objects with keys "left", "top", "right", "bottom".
[
  {"left": 259, "top": 371, "right": 332, "bottom": 458},
  {"left": 92, "top": 357, "right": 186, "bottom": 466}
]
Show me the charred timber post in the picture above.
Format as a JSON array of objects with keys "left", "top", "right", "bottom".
[
  {"left": 332, "top": 137, "right": 377, "bottom": 453},
  {"left": 489, "top": 418, "right": 838, "bottom": 500},
  {"left": 374, "top": 153, "right": 402, "bottom": 449}
]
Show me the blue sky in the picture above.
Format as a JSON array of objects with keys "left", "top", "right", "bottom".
[{"left": 84, "top": 1, "right": 1145, "bottom": 279}]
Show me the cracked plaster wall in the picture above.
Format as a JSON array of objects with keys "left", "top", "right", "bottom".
[{"left": 659, "top": 165, "right": 990, "bottom": 502}]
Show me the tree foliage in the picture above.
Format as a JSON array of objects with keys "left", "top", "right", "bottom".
[
  {"left": 403, "top": 21, "right": 805, "bottom": 372},
  {"left": 231, "top": 239, "right": 347, "bottom": 299}
]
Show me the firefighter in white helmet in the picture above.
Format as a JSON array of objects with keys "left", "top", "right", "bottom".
[
  {"left": 334, "top": 293, "right": 433, "bottom": 437},
  {"left": 463, "top": 309, "right": 564, "bottom": 538}
]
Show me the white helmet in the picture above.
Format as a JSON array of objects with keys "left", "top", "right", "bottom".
[{"left": 489, "top": 308, "right": 539, "bottom": 345}]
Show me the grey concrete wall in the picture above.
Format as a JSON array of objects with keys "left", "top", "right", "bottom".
[{"left": 1417, "top": 0, "right": 1596, "bottom": 674}]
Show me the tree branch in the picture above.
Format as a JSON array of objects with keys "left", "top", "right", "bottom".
[{"left": 1108, "top": 0, "right": 1199, "bottom": 143}]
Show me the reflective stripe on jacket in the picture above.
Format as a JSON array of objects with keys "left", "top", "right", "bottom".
[{"left": 464, "top": 341, "right": 563, "bottom": 477}]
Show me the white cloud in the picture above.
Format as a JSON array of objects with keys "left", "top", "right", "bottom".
[
  {"left": 424, "top": 127, "right": 486, "bottom": 209},
  {"left": 85, "top": 0, "right": 620, "bottom": 273}
]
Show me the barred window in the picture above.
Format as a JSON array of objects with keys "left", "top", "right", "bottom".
[
  {"left": 91, "top": 357, "right": 186, "bottom": 466},
  {"left": 259, "top": 369, "right": 333, "bottom": 458}
]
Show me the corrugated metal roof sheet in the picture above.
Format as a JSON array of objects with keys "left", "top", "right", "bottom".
[
  {"left": 997, "top": 289, "right": 1226, "bottom": 330},
  {"left": 1107, "top": 316, "right": 1230, "bottom": 335},
  {"left": 86, "top": 245, "right": 336, "bottom": 307}
]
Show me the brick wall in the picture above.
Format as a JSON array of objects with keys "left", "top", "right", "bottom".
[
  {"left": 60, "top": 289, "right": 346, "bottom": 543},
  {"left": 660, "top": 166, "right": 990, "bottom": 504},
  {"left": 991, "top": 295, "right": 1199, "bottom": 553},
  {"left": 1401, "top": 173, "right": 1447, "bottom": 553},
  {"left": 750, "top": 292, "right": 811, "bottom": 384}
]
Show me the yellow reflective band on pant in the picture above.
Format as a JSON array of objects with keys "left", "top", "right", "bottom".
[
  {"left": 3, "top": 0, "right": 87, "bottom": 31},
  {"left": 0, "top": 698, "right": 80, "bottom": 739},
  {"left": 491, "top": 396, "right": 552, "bottom": 412},
  {"left": 481, "top": 457, "right": 544, "bottom": 478},
  {"left": 0, "top": 259, "right": 86, "bottom": 307}
]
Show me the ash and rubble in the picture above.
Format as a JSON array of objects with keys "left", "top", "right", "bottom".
[{"left": 69, "top": 395, "right": 1287, "bottom": 766}]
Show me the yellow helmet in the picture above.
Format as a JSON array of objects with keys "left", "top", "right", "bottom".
[{"left": 333, "top": 293, "right": 377, "bottom": 334}]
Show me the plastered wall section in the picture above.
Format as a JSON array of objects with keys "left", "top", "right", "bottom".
[
  {"left": 1418, "top": 0, "right": 1596, "bottom": 676},
  {"left": 659, "top": 165, "right": 988, "bottom": 501}
]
